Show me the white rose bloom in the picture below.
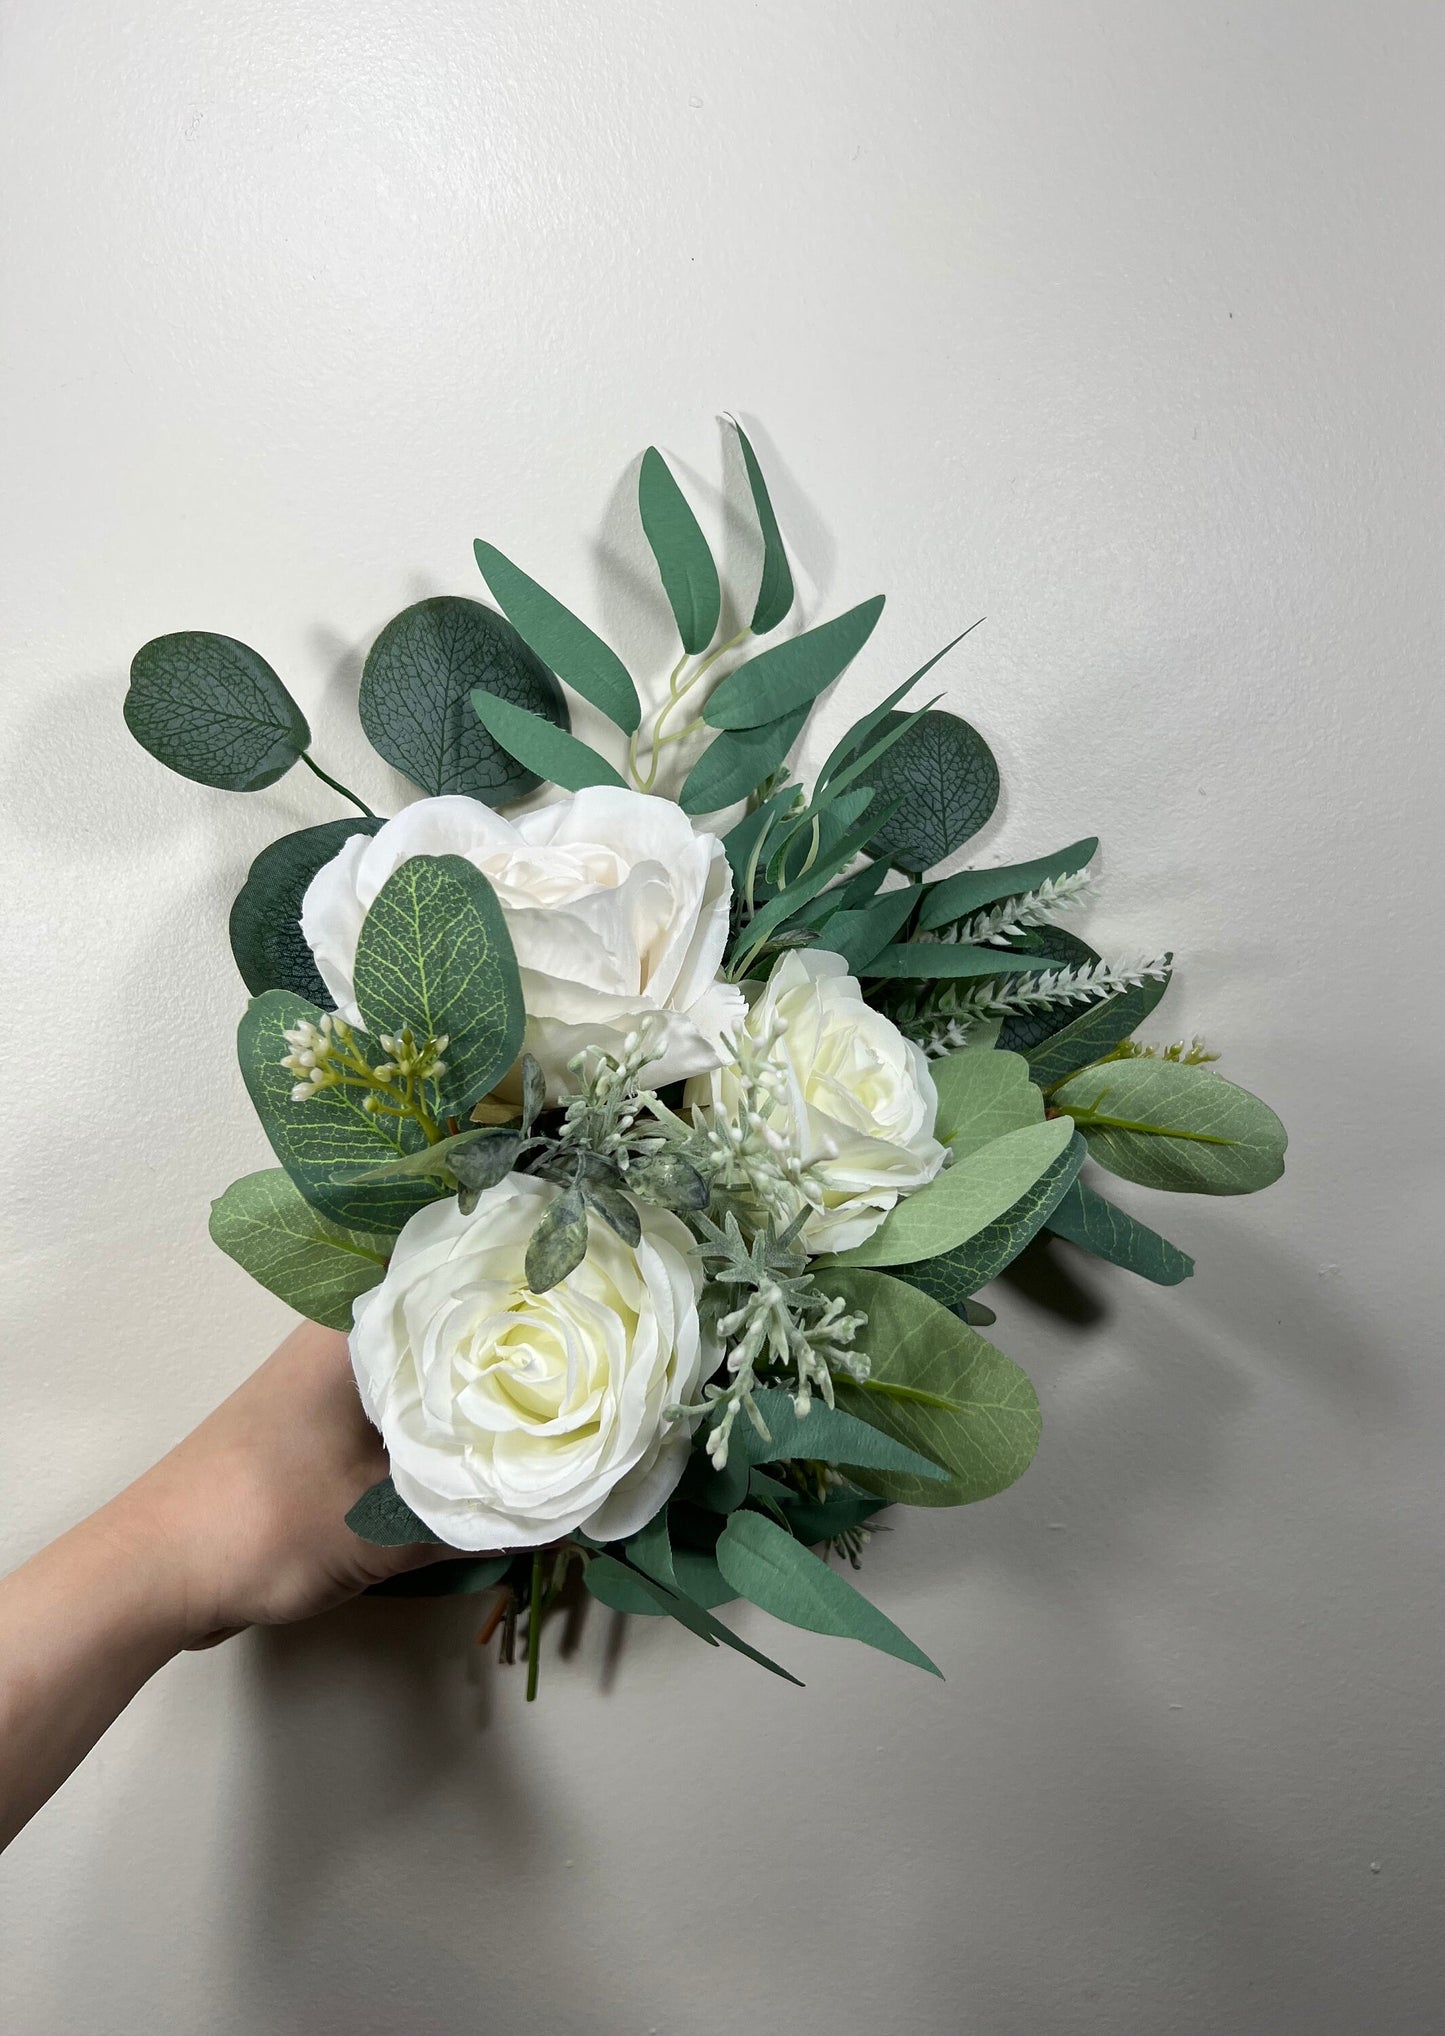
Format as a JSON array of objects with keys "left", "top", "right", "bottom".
[
  {"left": 301, "top": 787, "right": 745, "bottom": 1096},
  {"left": 350, "top": 1175, "right": 712, "bottom": 1550},
  {"left": 693, "top": 948, "right": 948, "bottom": 1254}
]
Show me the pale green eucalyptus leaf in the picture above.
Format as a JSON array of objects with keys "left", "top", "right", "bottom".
[
  {"left": 929, "top": 1047, "right": 1043, "bottom": 1154},
  {"left": 1052, "top": 1058, "right": 1287, "bottom": 1195},
  {"left": 209, "top": 1169, "right": 390, "bottom": 1329},
  {"left": 893, "top": 1136, "right": 1085, "bottom": 1309},
  {"left": 823, "top": 1117, "right": 1074, "bottom": 1268},
  {"left": 721, "top": 1388, "right": 948, "bottom": 1485}
]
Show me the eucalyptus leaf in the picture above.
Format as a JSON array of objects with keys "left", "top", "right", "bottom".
[
  {"left": 857, "top": 709, "right": 999, "bottom": 874},
  {"left": 893, "top": 1136, "right": 1085, "bottom": 1309},
  {"left": 814, "top": 886, "right": 918, "bottom": 973},
  {"left": 583, "top": 1554, "right": 802, "bottom": 1683},
  {"left": 229, "top": 817, "right": 382, "bottom": 1003},
  {"left": 352, "top": 854, "right": 524, "bottom": 1120},
  {"left": 366, "top": 1555, "right": 511, "bottom": 1598},
  {"left": 209, "top": 1168, "right": 391, "bottom": 1329},
  {"left": 780, "top": 1489, "right": 889, "bottom": 1546},
  {"left": 1045, "top": 1176, "right": 1195, "bottom": 1285},
  {"left": 732, "top": 418, "right": 794, "bottom": 634},
  {"left": 720, "top": 1388, "right": 948, "bottom": 1485},
  {"left": 823, "top": 1117, "right": 1074, "bottom": 1268},
  {"left": 473, "top": 540, "right": 641, "bottom": 733},
  {"left": 520, "top": 1052, "right": 547, "bottom": 1135},
  {"left": 715, "top": 1512, "right": 940, "bottom": 1677},
  {"left": 330, "top": 1125, "right": 507, "bottom": 1185},
  {"left": 238, "top": 990, "right": 439, "bottom": 1233},
  {"left": 679, "top": 703, "right": 810, "bottom": 816},
  {"left": 819, "top": 1269, "right": 1042, "bottom": 1506},
  {"left": 638, "top": 446, "right": 720, "bottom": 653},
  {"left": 125, "top": 631, "right": 310, "bottom": 792},
  {"left": 625, "top": 1151, "right": 709, "bottom": 1213},
  {"left": 917, "top": 837, "right": 1099, "bottom": 933},
  {"left": 703, "top": 596, "right": 885, "bottom": 731},
  {"left": 346, "top": 1476, "right": 445, "bottom": 1547},
  {"left": 469, "top": 690, "right": 627, "bottom": 791},
  {"left": 525, "top": 1186, "right": 588, "bottom": 1291},
  {"left": 959, "top": 1297, "right": 997, "bottom": 1326},
  {"left": 1052, "top": 1058, "right": 1287, "bottom": 1195},
  {"left": 731, "top": 804, "right": 899, "bottom": 970},
  {"left": 816, "top": 625, "right": 981, "bottom": 789},
  {"left": 450, "top": 1130, "right": 523, "bottom": 1193},
  {"left": 583, "top": 1179, "right": 641, "bottom": 1245},
  {"left": 359, "top": 596, "right": 566, "bottom": 802},
  {"left": 930, "top": 1047, "right": 1044, "bottom": 1154},
  {"left": 865, "top": 942, "right": 1062, "bottom": 981},
  {"left": 1022, "top": 966, "right": 1172, "bottom": 1086},
  {"left": 670, "top": 1547, "right": 739, "bottom": 1608}
]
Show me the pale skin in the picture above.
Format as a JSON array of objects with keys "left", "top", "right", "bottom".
[{"left": 0, "top": 1322, "right": 451, "bottom": 1853}]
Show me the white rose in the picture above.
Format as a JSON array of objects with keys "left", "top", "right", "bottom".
[
  {"left": 301, "top": 788, "right": 745, "bottom": 1096},
  {"left": 693, "top": 948, "right": 947, "bottom": 1254},
  {"left": 350, "top": 1175, "right": 712, "bottom": 1550}
]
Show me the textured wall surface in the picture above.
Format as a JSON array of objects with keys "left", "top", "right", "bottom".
[{"left": 2, "top": 4, "right": 1442, "bottom": 2031}]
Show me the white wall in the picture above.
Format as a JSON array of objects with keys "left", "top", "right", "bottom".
[{"left": 2, "top": 4, "right": 1442, "bottom": 2030}]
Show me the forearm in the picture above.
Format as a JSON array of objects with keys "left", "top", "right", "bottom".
[{"left": 0, "top": 1491, "right": 190, "bottom": 1851}]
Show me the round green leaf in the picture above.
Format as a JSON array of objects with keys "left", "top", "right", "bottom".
[
  {"left": 229, "top": 817, "right": 382, "bottom": 1004},
  {"left": 858, "top": 709, "right": 999, "bottom": 874},
  {"left": 125, "top": 631, "right": 310, "bottom": 791},
  {"left": 360, "top": 596, "right": 567, "bottom": 802},
  {"left": 209, "top": 1168, "right": 390, "bottom": 1329}
]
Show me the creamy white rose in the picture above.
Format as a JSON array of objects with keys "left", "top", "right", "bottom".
[
  {"left": 693, "top": 948, "right": 948, "bottom": 1254},
  {"left": 301, "top": 788, "right": 745, "bottom": 1096},
  {"left": 350, "top": 1175, "right": 712, "bottom": 1550}
]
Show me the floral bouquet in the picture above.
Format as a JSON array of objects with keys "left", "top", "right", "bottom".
[{"left": 122, "top": 421, "right": 1286, "bottom": 1695}]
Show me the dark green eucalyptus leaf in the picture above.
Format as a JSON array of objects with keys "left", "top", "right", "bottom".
[
  {"left": 703, "top": 596, "right": 885, "bottom": 731},
  {"left": 583, "top": 1179, "right": 642, "bottom": 1245},
  {"left": 715, "top": 1512, "right": 940, "bottom": 1676},
  {"left": 1023, "top": 965, "right": 1173, "bottom": 1086},
  {"left": 995, "top": 926, "right": 1102, "bottom": 1055},
  {"left": 732, "top": 418, "right": 794, "bottom": 634},
  {"left": 125, "top": 631, "right": 310, "bottom": 791},
  {"left": 892, "top": 1135, "right": 1085, "bottom": 1309},
  {"left": 473, "top": 541, "right": 641, "bottom": 733},
  {"left": 626, "top": 1151, "right": 709, "bottom": 1213},
  {"left": 366, "top": 1555, "right": 512, "bottom": 1597},
  {"left": 525, "top": 1186, "right": 588, "bottom": 1292},
  {"left": 815, "top": 625, "right": 983, "bottom": 789},
  {"left": 346, "top": 1476, "right": 444, "bottom": 1547},
  {"left": 352, "top": 854, "right": 524, "bottom": 1120},
  {"left": 959, "top": 1297, "right": 997, "bottom": 1326},
  {"left": 469, "top": 690, "right": 627, "bottom": 791},
  {"left": 864, "top": 942, "right": 1063, "bottom": 981},
  {"left": 679, "top": 703, "right": 810, "bottom": 816},
  {"left": 1045, "top": 1177, "right": 1195, "bottom": 1285},
  {"left": 583, "top": 1554, "right": 802, "bottom": 1683},
  {"left": 716, "top": 1388, "right": 947, "bottom": 1485},
  {"left": 238, "top": 990, "right": 439, "bottom": 1233},
  {"left": 209, "top": 1168, "right": 391, "bottom": 1330},
  {"left": 638, "top": 446, "right": 721, "bottom": 653},
  {"left": 858, "top": 709, "right": 999, "bottom": 874},
  {"left": 918, "top": 837, "right": 1099, "bottom": 933},
  {"left": 359, "top": 596, "right": 566, "bottom": 802},
  {"left": 229, "top": 817, "right": 383, "bottom": 1003}
]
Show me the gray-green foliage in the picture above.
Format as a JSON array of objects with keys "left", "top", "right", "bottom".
[
  {"left": 351, "top": 853, "right": 524, "bottom": 1119},
  {"left": 1045, "top": 1177, "right": 1195, "bottom": 1285},
  {"left": 359, "top": 597, "right": 566, "bottom": 802},
  {"left": 824, "top": 1118, "right": 1073, "bottom": 1268},
  {"left": 930, "top": 1047, "right": 1044, "bottom": 1153},
  {"left": 237, "top": 990, "right": 439, "bottom": 1232},
  {"left": 229, "top": 817, "right": 382, "bottom": 1002},
  {"left": 1052, "top": 1057, "right": 1287, "bottom": 1195},
  {"left": 715, "top": 1511, "right": 941, "bottom": 1676},
  {"left": 820, "top": 1269, "right": 1043, "bottom": 1506},
  {"left": 126, "top": 632, "right": 310, "bottom": 791},
  {"left": 209, "top": 1168, "right": 391, "bottom": 1328},
  {"left": 895, "top": 1136, "right": 1085, "bottom": 1309}
]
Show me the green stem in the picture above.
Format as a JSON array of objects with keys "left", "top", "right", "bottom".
[
  {"left": 525, "top": 1547, "right": 545, "bottom": 1701},
  {"left": 847, "top": 1377, "right": 965, "bottom": 1413},
  {"left": 300, "top": 751, "right": 376, "bottom": 818}
]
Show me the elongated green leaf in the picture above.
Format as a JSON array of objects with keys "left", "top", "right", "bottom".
[
  {"left": 716, "top": 1512, "right": 940, "bottom": 1676},
  {"left": 209, "top": 1168, "right": 391, "bottom": 1329},
  {"left": 820, "top": 1269, "right": 1041, "bottom": 1506},
  {"left": 814, "top": 886, "right": 918, "bottom": 972},
  {"left": 731, "top": 804, "right": 899, "bottom": 970},
  {"left": 125, "top": 632, "right": 310, "bottom": 791},
  {"left": 918, "top": 837, "right": 1099, "bottom": 933},
  {"left": 352, "top": 854, "right": 524, "bottom": 1120},
  {"left": 525, "top": 1186, "right": 588, "bottom": 1291},
  {"left": 469, "top": 690, "right": 626, "bottom": 791},
  {"left": 359, "top": 596, "right": 566, "bottom": 802},
  {"left": 825, "top": 1117, "right": 1075, "bottom": 1269},
  {"left": 670, "top": 1547, "right": 739, "bottom": 1608},
  {"left": 703, "top": 596, "right": 886, "bottom": 731},
  {"left": 893, "top": 1136, "right": 1085, "bottom": 1309},
  {"left": 858, "top": 709, "right": 998, "bottom": 874},
  {"left": 638, "top": 447, "right": 720, "bottom": 653},
  {"left": 766, "top": 785, "right": 875, "bottom": 888},
  {"left": 583, "top": 1553, "right": 802, "bottom": 1683},
  {"left": 1045, "top": 1176, "right": 1195, "bottom": 1285},
  {"left": 679, "top": 705, "right": 809, "bottom": 816},
  {"left": 864, "top": 943, "right": 1062, "bottom": 980},
  {"left": 725, "top": 1389, "right": 948, "bottom": 1484},
  {"left": 1023, "top": 967, "right": 1172, "bottom": 1086},
  {"left": 473, "top": 541, "right": 640, "bottom": 733},
  {"left": 346, "top": 1476, "right": 444, "bottom": 1546},
  {"left": 238, "top": 990, "right": 439, "bottom": 1233},
  {"left": 732, "top": 419, "right": 794, "bottom": 634},
  {"left": 1052, "top": 1058, "right": 1287, "bottom": 1195},
  {"left": 367, "top": 1555, "right": 511, "bottom": 1597},
  {"left": 229, "top": 817, "right": 382, "bottom": 1003},
  {"left": 780, "top": 1489, "right": 889, "bottom": 1545},
  {"left": 815, "top": 625, "right": 983, "bottom": 788},
  {"left": 929, "top": 1047, "right": 1043, "bottom": 1154}
]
